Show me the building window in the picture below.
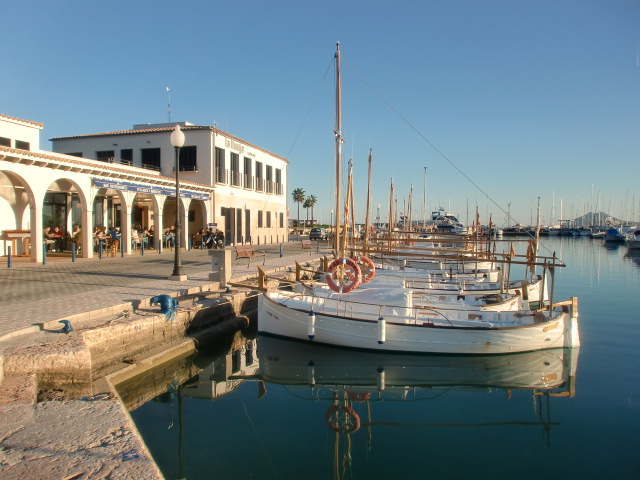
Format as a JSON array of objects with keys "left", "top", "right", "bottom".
[
  {"left": 0, "top": 137, "right": 10, "bottom": 147},
  {"left": 66, "top": 152, "right": 83, "bottom": 158},
  {"left": 215, "top": 147, "right": 226, "bottom": 183},
  {"left": 120, "top": 149, "right": 133, "bottom": 165},
  {"left": 179, "top": 146, "right": 197, "bottom": 171},
  {"left": 255, "top": 161, "right": 263, "bottom": 191},
  {"left": 243, "top": 157, "right": 252, "bottom": 188},
  {"left": 141, "top": 148, "right": 161, "bottom": 170},
  {"left": 245, "top": 209, "right": 251, "bottom": 242},
  {"left": 15, "top": 140, "right": 30, "bottom": 151},
  {"left": 279, "top": 212, "right": 284, "bottom": 228},
  {"left": 266, "top": 165, "right": 273, "bottom": 193},
  {"left": 258, "top": 210, "right": 263, "bottom": 228},
  {"left": 267, "top": 211, "right": 271, "bottom": 228},
  {"left": 97, "top": 150, "right": 115, "bottom": 163},
  {"left": 275, "top": 168, "right": 282, "bottom": 195},
  {"left": 230, "top": 152, "right": 240, "bottom": 186}
]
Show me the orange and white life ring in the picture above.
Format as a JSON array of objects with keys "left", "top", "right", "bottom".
[
  {"left": 348, "top": 391, "right": 371, "bottom": 402},
  {"left": 325, "top": 404, "right": 361, "bottom": 433},
  {"left": 326, "top": 257, "right": 361, "bottom": 293},
  {"left": 351, "top": 255, "right": 376, "bottom": 283}
]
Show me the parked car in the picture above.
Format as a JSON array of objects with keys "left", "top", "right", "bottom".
[{"left": 309, "top": 227, "right": 328, "bottom": 240}]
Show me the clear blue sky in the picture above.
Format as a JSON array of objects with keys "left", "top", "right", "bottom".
[{"left": 4, "top": 0, "right": 639, "bottom": 227}]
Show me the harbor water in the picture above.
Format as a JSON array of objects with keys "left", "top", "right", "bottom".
[{"left": 121, "top": 237, "right": 640, "bottom": 479}]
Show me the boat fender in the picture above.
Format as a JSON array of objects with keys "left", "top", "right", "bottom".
[
  {"left": 307, "top": 360, "right": 316, "bottom": 386},
  {"left": 378, "top": 316, "right": 386, "bottom": 344},
  {"left": 351, "top": 255, "right": 376, "bottom": 283},
  {"left": 377, "top": 366, "right": 386, "bottom": 391},
  {"left": 326, "top": 257, "right": 361, "bottom": 293},
  {"left": 325, "top": 405, "right": 361, "bottom": 433},
  {"left": 308, "top": 310, "right": 316, "bottom": 340}
]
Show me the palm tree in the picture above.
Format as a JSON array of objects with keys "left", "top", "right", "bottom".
[
  {"left": 292, "top": 188, "right": 305, "bottom": 232},
  {"left": 303, "top": 198, "right": 312, "bottom": 227},
  {"left": 308, "top": 195, "right": 318, "bottom": 226}
]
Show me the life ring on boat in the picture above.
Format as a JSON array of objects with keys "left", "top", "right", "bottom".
[
  {"left": 325, "top": 405, "right": 361, "bottom": 433},
  {"left": 351, "top": 255, "right": 376, "bottom": 283},
  {"left": 348, "top": 391, "right": 371, "bottom": 402},
  {"left": 326, "top": 257, "right": 361, "bottom": 293}
]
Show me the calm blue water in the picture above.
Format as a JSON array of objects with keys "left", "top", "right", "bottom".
[{"left": 124, "top": 237, "right": 640, "bottom": 479}]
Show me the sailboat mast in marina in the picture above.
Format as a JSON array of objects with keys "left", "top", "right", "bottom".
[{"left": 333, "top": 42, "right": 342, "bottom": 255}]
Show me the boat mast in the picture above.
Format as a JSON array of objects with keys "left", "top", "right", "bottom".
[
  {"left": 334, "top": 42, "right": 343, "bottom": 255},
  {"left": 364, "top": 148, "right": 373, "bottom": 253},
  {"left": 388, "top": 178, "right": 394, "bottom": 250},
  {"left": 422, "top": 166, "right": 427, "bottom": 231}
]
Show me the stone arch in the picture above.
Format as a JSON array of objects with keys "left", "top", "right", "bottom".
[
  {"left": 162, "top": 196, "right": 187, "bottom": 247},
  {"left": 187, "top": 199, "right": 208, "bottom": 239},
  {"left": 0, "top": 170, "right": 36, "bottom": 256},
  {"left": 41, "top": 177, "right": 91, "bottom": 256}
]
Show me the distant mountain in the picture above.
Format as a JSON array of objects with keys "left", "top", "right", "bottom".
[{"left": 568, "top": 212, "right": 626, "bottom": 227}]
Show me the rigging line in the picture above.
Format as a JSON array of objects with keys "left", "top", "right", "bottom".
[
  {"left": 285, "top": 57, "right": 335, "bottom": 160},
  {"left": 342, "top": 58, "right": 504, "bottom": 216},
  {"left": 342, "top": 57, "right": 557, "bottom": 257},
  {"left": 237, "top": 397, "right": 281, "bottom": 480}
]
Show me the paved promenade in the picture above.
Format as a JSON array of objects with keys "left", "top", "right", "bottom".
[{"left": 0, "top": 241, "right": 328, "bottom": 338}]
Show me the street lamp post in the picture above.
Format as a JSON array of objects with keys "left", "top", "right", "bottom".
[{"left": 170, "top": 125, "right": 186, "bottom": 281}]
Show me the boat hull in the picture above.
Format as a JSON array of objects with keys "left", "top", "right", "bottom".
[{"left": 258, "top": 293, "right": 579, "bottom": 355}]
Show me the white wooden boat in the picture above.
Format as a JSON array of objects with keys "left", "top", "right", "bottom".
[
  {"left": 296, "top": 281, "right": 526, "bottom": 312},
  {"left": 369, "top": 269, "right": 548, "bottom": 305},
  {"left": 258, "top": 288, "right": 580, "bottom": 355}
]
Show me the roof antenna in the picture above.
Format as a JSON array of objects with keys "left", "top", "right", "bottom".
[{"left": 166, "top": 87, "right": 172, "bottom": 123}]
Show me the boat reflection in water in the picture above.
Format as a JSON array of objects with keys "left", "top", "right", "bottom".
[
  {"left": 257, "top": 334, "right": 579, "bottom": 477},
  {"left": 123, "top": 333, "right": 580, "bottom": 479}
]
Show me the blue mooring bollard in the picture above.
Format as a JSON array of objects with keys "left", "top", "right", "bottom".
[
  {"left": 43, "top": 244, "right": 47, "bottom": 265},
  {"left": 72, "top": 243, "right": 76, "bottom": 262},
  {"left": 7, "top": 246, "right": 12, "bottom": 268},
  {"left": 121, "top": 240, "right": 124, "bottom": 257},
  {"left": 99, "top": 242, "right": 103, "bottom": 259},
  {"left": 141, "top": 240, "right": 145, "bottom": 256}
]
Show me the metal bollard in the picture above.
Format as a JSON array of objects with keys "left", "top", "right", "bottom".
[
  {"left": 280, "top": 244, "right": 283, "bottom": 258},
  {"left": 99, "top": 242, "right": 103, "bottom": 259},
  {"left": 121, "top": 239, "right": 124, "bottom": 257},
  {"left": 72, "top": 243, "right": 76, "bottom": 262},
  {"left": 141, "top": 240, "right": 145, "bottom": 256},
  {"left": 7, "top": 246, "right": 12, "bottom": 268},
  {"left": 43, "top": 244, "right": 47, "bottom": 265}
]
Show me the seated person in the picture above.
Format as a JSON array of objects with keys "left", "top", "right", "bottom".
[
  {"left": 164, "top": 226, "right": 176, "bottom": 248},
  {"left": 214, "top": 229, "right": 225, "bottom": 248},
  {"left": 193, "top": 228, "right": 206, "bottom": 248},
  {"left": 51, "top": 226, "right": 65, "bottom": 252},
  {"left": 204, "top": 227, "right": 214, "bottom": 249},
  {"left": 43, "top": 226, "right": 57, "bottom": 251},
  {"left": 147, "top": 225, "right": 155, "bottom": 248},
  {"left": 71, "top": 225, "right": 82, "bottom": 251}
]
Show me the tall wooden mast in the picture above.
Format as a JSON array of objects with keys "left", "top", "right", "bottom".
[{"left": 334, "top": 42, "right": 342, "bottom": 255}]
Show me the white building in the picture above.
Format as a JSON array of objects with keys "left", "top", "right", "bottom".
[{"left": 0, "top": 114, "right": 288, "bottom": 263}]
